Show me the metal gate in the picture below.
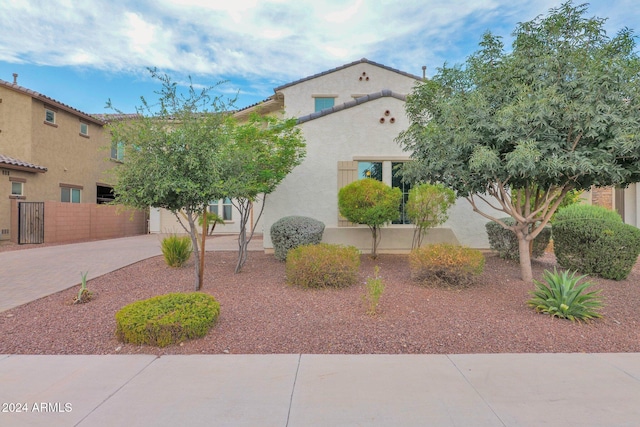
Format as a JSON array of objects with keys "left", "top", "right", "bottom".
[{"left": 18, "top": 202, "right": 45, "bottom": 244}]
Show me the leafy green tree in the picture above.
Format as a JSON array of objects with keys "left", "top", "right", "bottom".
[
  {"left": 106, "top": 69, "right": 233, "bottom": 290},
  {"left": 219, "top": 113, "right": 306, "bottom": 273},
  {"left": 406, "top": 183, "right": 456, "bottom": 248},
  {"left": 338, "top": 178, "right": 402, "bottom": 258},
  {"left": 397, "top": 2, "right": 640, "bottom": 282}
]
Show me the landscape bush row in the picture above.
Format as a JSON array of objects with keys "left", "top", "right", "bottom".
[{"left": 124, "top": 201, "right": 637, "bottom": 348}]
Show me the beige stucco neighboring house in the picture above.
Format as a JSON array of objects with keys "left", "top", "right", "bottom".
[
  {"left": 236, "top": 58, "right": 498, "bottom": 253},
  {"left": 0, "top": 76, "right": 145, "bottom": 243}
]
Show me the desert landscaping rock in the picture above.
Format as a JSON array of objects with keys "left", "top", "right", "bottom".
[{"left": 0, "top": 251, "right": 638, "bottom": 355}]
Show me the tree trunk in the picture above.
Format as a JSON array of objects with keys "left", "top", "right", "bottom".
[
  {"left": 371, "top": 226, "right": 379, "bottom": 259},
  {"left": 518, "top": 235, "right": 533, "bottom": 283},
  {"left": 186, "top": 211, "right": 202, "bottom": 291}
]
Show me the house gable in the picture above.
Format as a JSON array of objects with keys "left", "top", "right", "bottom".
[{"left": 275, "top": 58, "right": 421, "bottom": 119}]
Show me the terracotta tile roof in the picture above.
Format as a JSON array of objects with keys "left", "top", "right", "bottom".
[
  {"left": 296, "top": 90, "right": 406, "bottom": 124},
  {"left": 91, "top": 113, "right": 140, "bottom": 122},
  {"left": 274, "top": 58, "right": 422, "bottom": 92},
  {"left": 0, "top": 154, "right": 47, "bottom": 173},
  {"left": 0, "top": 79, "right": 106, "bottom": 126}
]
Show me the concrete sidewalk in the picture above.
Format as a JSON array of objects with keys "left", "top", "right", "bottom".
[
  {"left": 0, "top": 233, "right": 262, "bottom": 312},
  {"left": 1, "top": 353, "right": 640, "bottom": 426},
  {"left": 2, "top": 235, "right": 640, "bottom": 426}
]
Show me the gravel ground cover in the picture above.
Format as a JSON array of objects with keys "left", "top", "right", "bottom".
[{"left": 1, "top": 250, "right": 638, "bottom": 355}]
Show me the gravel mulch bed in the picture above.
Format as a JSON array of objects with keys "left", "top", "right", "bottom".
[{"left": 0, "top": 251, "right": 638, "bottom": 355}]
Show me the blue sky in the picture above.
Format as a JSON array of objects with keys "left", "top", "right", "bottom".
[{"left": 0, "top": 0, "right": 637, "bottom": 115}]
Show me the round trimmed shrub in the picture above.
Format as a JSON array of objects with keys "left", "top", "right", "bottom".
[
  {"left": 409, "top": 243, "right": 485, "bottom": 287},
  {"left": 271, "top": 216, "right": 325, "bottom": 261},
  {"left": 115, "top": 292, "right": 220, "bottom": 347},
  {"left": 553, "top": 204, "right": 640, "bottom": 280},
  {"left": 485, "top": 218, "right": 551, "bottom": 260},
  {"left": 286, "top": 243, "right": 360, "bottom": 288}
]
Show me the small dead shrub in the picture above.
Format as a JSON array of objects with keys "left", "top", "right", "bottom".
[
  {"left": 286, "top": 243, "right": 360, "bottom": 288},
  {"left": 409, "top": 244, "right": 485, "bottom": 287}
]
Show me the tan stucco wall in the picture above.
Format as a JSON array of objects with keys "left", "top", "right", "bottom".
[
  {"left": 260, "top": 94, "right": 497, "bottom": 251},
  {"left": 0, "top": 87, "right": 33, "bottom": 160},
  {"left": 0, "top": 86, "right": 119, "bottom": 240},
  {"left": 622, "top": 183, "right": 639, "bottom": 227},
  {"left": 150, "top": 197, "right": 265, "bottom": 235},
  {"left": 279, "top": 62, "right": 419, "bottom": 118}
]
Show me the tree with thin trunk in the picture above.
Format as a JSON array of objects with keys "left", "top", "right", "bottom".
[
  {"left": 406, "top": 182, "right": 456, "bottom": 249},
  {"left": 338, "top": 178, "right": 402, "bottom": 258},
  {"left": 106, "top": 69, "right": 233, "bottom": 290},
  {"left": 219, "top": 113, "right": 306, "bottom": 273},
  {"left": 397, "top": 2, "right": 640, "bottom": 282}
]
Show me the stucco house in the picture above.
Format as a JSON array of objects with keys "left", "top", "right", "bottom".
[
  {"left": 149, "top": 58, "right": 640, "bottom": 249},
  {"left": 0, "top": 75, "right": 146, "bottom": 244},
  {"left": 232, "top": 58, "right": 496, "bottom": 253}
]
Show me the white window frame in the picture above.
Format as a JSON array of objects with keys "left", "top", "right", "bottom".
[
  {"left": 11, "top": 181, "right": 23, "bottom": 196},
  {"left": 80, "top": 122, "right": 89, "bottom": 136},
  {"left": 209, "top": 198, "right": 232, "bottom": 221},
  {"left": 312, "top": 95, "right": 337, "bottom": 112},
  {"left": 61, "top": 187, "right": 81, "bottom": 203},
  {"left": 45, "top": 108, "right": 56, "bottom": 124},
  {"left": 111, "top": 141, "right": 125, "bottom": 161}
]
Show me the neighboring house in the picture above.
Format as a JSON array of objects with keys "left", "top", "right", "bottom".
[
  {"left": 587, "top": 185, "right": 640, "bottom": 227},
  {"left": 240, "top": 58, "right": 498, "bottom": 252},
  {"left": 0, "top": 76, "right": 145, "bottom": 244}
]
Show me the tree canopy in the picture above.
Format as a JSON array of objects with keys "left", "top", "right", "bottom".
[
  {"left": 107, "top": 70, "right": 233, "bottom": 290},
  {"left": 397, "top": 2, "right": 640, "bottom": 282},
  {"left": 218, "top": 113, "right": 306, "bottom": 273},
  {"left": 338, "top": 178, "right": 402, "bottom": 258}
]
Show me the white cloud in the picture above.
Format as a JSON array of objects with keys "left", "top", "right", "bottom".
[{"left": 0, "top": 0, "right": 637, "bottom": 96}]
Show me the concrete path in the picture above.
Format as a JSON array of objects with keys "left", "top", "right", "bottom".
[
  {"left": 2, "top": 235, "right": 640, "bottom": 426},
  {"left": 1, "top": 353, "right": 640, "bottom": 426},
  {"left": 0, "top": 233, "right": 261, "bottom": 312}
]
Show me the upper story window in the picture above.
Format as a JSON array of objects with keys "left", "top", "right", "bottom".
[
  {"left": 111, "top": 141, "right": 125, "bottom": 161},
  {"left": 80, "top": 122, "right": 89, "bottom": 136},
  {"left": 45, "top": 108, "right": 56, "bottom": 124},
  {"left": 314, "top": 97, "right": 335, "bottom": 112}
]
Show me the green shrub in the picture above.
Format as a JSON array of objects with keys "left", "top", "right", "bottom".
[
  {"left": 528, "top": 268, "right": 603, "bottom": 322},
  {"left": 115, "top": 292, "right": 220, "bottom": 347},
  {"left": 409, "top": 243, "right": 485, "bottom": 287},
  {"left": 338, "top": 178, "right": 402, "bottom": 258},
  {"left": 363, "top": 266, "right": 384, "bottom": 315},
  {"left": 485, "top": 218, "right": 551, "bottom": 260},
  {"left": 553, "top": 204, "right": 640, "bottom": 280},
  {"left": 270, "top": 216, "right": 325, "bottom": 261},
  {"left": 161, "top": 234, "right": 193, "bottom": 267},
  {"left": 554, "top": 203, "right": 623, "bottom": 224},
  {"left": 286, "top": 243, "right": 360, "bottom": 288},
  {"left": 406, "top": 183, "right": 456, "bottom": 249},
  {"left": 73, "top": 271, "right": 92, "bottom": 304}
]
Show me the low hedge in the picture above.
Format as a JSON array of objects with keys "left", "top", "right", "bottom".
[
  {"left": 115, "top": 292, "right": 220, "bottom": 347},
  {"left": 553, "top": 205, "right": 640, "bottom": 280},
  {"left": 286, "top": 243, "right": 360, "bottom": 288}
]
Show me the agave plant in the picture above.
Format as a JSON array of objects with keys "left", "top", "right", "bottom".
[{"left": 528, "top": 268, "right": 603, "bottom": 322}]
